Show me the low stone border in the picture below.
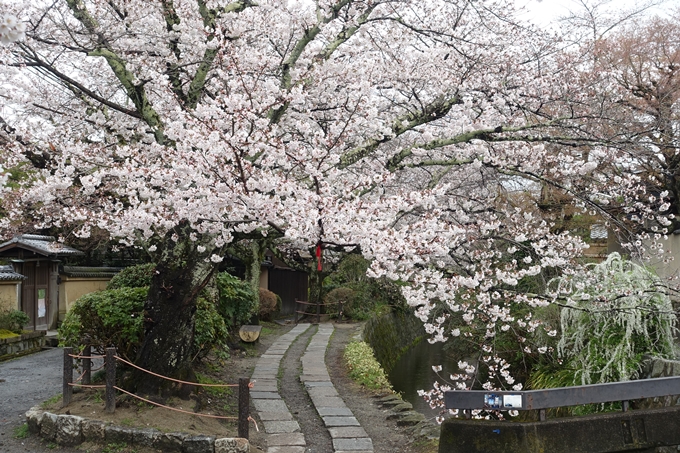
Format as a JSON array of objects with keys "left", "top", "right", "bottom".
[
  {"left": 0, "top": 330, "right": 45, "bottom": 361},
  {"left": 25, "top": 406, "right": 249, "bottom": 453}
]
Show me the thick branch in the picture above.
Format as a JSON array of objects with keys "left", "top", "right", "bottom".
[{"left": 338, "top": 95, "right": 461, "bottom": 169}]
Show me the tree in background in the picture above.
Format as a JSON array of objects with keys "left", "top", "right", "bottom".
[{"left": 0, "top": 0, "right": 674, "bottom": 398}]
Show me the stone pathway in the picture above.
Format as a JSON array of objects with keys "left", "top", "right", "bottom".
[{"left": 251, "top": 323, "right": 374, "bottom": 453}]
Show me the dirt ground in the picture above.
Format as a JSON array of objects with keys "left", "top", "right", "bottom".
[{"left": 30, "top": 320, "right": 438, "bottom": 453}]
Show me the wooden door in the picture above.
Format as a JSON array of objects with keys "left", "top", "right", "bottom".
[
  {"left": 20, "top": 262, "right": 49, "bottom": 330},
  {"left": 21, "top": 262, "right": 36, "bottom": 330}
]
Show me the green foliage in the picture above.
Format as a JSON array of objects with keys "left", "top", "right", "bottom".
[
  {"left": 193, "top": 294, "right": 228, "bottom": 360},
  {"left": 0, "top": 309, "right": 30, "bottom": 334},
  {"left": 548, "top": 253, "right": 677, "bottom": 386},
  {"left": 59, "top": 287, "right": 147, "bottom": 359},
  {"left": 106, "top": 263, "right": 154, "bottom": 289},
  {"left": 344, "top": 340, "right": 393, "bottom": 391},
  {"left": 61, "top": 285, "right": 228, "bottom": 361},
  {"left": 326, "top": 280, "right": 407, "bottom": 320},
  {"left": 13, "top": 423, "right": 29, "bottom": 439},
  {"left": 216, "top": 272, "right": 256, "bottom": 327},
  {"left": 323, "top": 255, "right": 407, "bottom": 320}
]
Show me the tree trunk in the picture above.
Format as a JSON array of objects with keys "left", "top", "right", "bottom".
[
  {"left": 133, "top": 222, "right": 215, "bottom": 397},
  {"left": 244, "top": 240, "right": 264, "bottom": 324}
]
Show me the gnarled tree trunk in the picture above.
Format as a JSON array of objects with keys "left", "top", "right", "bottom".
[{"left": 133, "top": 222, "right": 215, "bottom": 396}]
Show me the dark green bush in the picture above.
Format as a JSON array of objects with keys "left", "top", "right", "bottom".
[
  {"left": 193, "top": 294, "right": 228, "bottom": 360},
  {"left": 0, "top": 309, "right": 30, "bottom": 334},
  {"left": 107, "top": 263, "right": 154, "bottom": 289},
  {"left": 61, "top": 281, "right": 230, "bottom": 361},
  {"left": 59, "top": 287, "right": 147, "bottom": 359},
  {"left": 216, "top": 272, "right": 256, "bottom": 327}
]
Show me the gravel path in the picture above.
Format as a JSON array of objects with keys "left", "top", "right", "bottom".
[{"left": 0, "top": 348, "right": 81, "bottom": 453}]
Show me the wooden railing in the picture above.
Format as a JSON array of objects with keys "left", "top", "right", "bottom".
[
  {"left": 445, "top": 376, "right": 680, "bottom": 421},
  {"left": 293, "top": 298, "right": 344, "bottom": 324}
]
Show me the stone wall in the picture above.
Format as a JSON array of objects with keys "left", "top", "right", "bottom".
[
  {"left": 26, "top": 406, "right": 249, "bottom": 453},
  {"left": 363, "top": 311, "right": 425, "bottom": 374},
  {"left": 0, "top": 330, "right": 45, "bottom": 361}
]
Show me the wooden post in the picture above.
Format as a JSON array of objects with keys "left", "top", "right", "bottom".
[
  {"left": 294, "top": 300, "right": 299, "bottom": 324},
  {"left": 238, "top": 378, "right": 250, "bottom": 439},
  {"left": 539, "top": 409, "right": 546, "bottom": 421},
  {"left": 316, "top": 300, "right": 320, "bottom": 324},
  {"left": 63, "top": 347, "right": 73, "bottom": 407},
  {"left": 105, "top": 348, "right": 116, "bottom": 413},
  {"left": 82, "top": 342, "right": 91, "bottom": 386}
]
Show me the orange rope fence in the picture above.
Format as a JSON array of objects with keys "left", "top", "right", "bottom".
[
  {"left": 63, "top": 346, "right": 254, "bottom": 438},
  {"left": 114, "top": 355, "right": 240, "bottom": 388},
  {"left": 114, "top": 386, "right": 239, "bottom": 420}
]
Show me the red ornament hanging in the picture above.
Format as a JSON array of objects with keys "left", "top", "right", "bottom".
[{"left": 315, "top": 242, "right": 322, "bottom": 271}]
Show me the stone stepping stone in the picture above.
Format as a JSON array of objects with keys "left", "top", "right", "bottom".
[
  {"left": 263, "top": 420, "right": 301, "bottom": 434},
  {"left": 322, "top": 416, "right": 360, "bottom": 427},
  {"left": 318, "top": 407, "right": 353, "bottom": 417},
  {"left": 328, "top": 427, "right": 369, "bottom": 438},
  {"left": 267, "top": 447, "right": 305, "bottom": 453},
  {"left": 333, "top": 437, "right": 373, "bottom": 451},
  {"left": 251, "top": 392, "right": 281, "bottom": 399},
  {"left": 267, "top": 433, "right": 305, "bottom": 446}
]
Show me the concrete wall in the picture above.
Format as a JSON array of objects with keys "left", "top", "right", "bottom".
[
  {"left": 58, "top": 278, "right": 110, "bottom": 322},
  {"left": 363, "top": 311, "right": 425, "bottom": 374},
  {"left": 0, "top": 282, "right": 19, "bottom": 312},
  {"left": 439, "top": 406, "right": 680, "bottom": 453}
]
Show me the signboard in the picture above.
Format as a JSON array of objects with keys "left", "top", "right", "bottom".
[{"left": 38, "top": 289, "right": 46, "bottom": 317}]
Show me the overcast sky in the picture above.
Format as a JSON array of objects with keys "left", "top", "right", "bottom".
[{"left": 516, "top": 0, "right": 678, "bottom": 27}]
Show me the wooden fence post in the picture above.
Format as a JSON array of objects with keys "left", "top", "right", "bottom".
[
  {"left": 82, "top": 341, "right": 91, "bottom": 386},
  {"left": 63, "top": 347, "right": 73, "bottom": 407},
  {"left": 294, "top": 300, "right": 299, "bottom": 324},
  {"left": 238, "top": 378, "right": 250, "bottom": 439},
  {"left": 105, "top": 348, "right": 116, "bottom": 413},
  {"left": 316, "top": 300, "right": 320, "bottom": 324}
]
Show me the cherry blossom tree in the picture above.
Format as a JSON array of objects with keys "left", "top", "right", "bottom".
[{"left": 0, "top": 0, "right": 672, "bottom": 397}]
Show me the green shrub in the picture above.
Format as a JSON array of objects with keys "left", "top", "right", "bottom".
[
  {"left": 107, "top": 263, "right": 154, "bottom": 289},
  {"left": 216, "top": 272, "right": 256, "bottom": 327},
  {"left": 59, "top": 287, "right": 147, "bottom": 359},
  {"left": 193, "top": 295, "right": 228, "bottom": 360},
  {"left": 344, "top": 341, "right": 393, "bottom": 392},
  {"left": 61, "top": 285, "right": 229, "bottom": 361},
  {"left": 0, "top": 309, "right": 30, "bottom": 333}
]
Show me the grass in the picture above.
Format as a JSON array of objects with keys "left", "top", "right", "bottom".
[
  {"left": 195, "top": 372, "right": 233, "bottom": 398},
  {"left": 344, "top": 340, "right": 393, "bottom": 392},
  {"left": 41, "top": 394, "right": 62, "bottom": 409},
  {"left": 13, "top": 423, "right": 29, "bottom": 439}
]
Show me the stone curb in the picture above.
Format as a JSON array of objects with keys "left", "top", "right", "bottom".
[{"left": 25, "top": 406, "right": 249, "bottom": 453}]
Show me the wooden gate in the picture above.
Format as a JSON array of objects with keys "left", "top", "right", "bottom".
[
  {"left": 20, "top": 262, "right": 49, "bottom": 330},
  {"left": 268, "top": 268, "right": 308, "bottom": 315}
]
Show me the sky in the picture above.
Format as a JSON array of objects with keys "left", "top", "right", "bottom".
[{"left": 516, "top": 0, "right": 678, "bottom": 27}]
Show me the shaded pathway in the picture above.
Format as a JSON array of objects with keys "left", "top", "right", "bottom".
[{"left": 251, "top": 323, "right": 375, "bottom": 453}]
